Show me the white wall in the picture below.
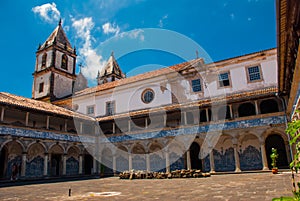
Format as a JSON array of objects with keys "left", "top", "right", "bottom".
[{"left": 33, "top": 72, "right": 51, "bottom": 99}]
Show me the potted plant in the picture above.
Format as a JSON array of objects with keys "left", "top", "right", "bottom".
[{"left": 270, "top": 148, "right": 279, "bottom": 174}]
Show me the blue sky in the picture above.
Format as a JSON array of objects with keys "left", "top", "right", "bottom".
[{"left": 0, "top": 0, "right": 276, "bottom": 98}]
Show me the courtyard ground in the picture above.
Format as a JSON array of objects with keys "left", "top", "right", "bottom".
[{"left": 0, "top": 171, "right": 295, "bottom": 201}]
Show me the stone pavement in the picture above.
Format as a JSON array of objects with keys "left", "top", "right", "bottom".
[{"left": 0, "top": 172, "right": 295, "bottom": 201}]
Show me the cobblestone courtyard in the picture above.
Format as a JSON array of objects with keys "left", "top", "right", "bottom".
[{"left": 0, "top": 172, "right": 294, "bottom": 201}]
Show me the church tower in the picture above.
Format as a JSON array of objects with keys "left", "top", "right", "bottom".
[
  {"left": 97, "top": 52, "right": 125, "bottom": 85},
  {"left": 32, "top": 20, "right": 77, "bottom": 102}
]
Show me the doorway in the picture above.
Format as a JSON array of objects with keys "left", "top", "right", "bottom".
[
  {"left": 84, "top": 154, "right": 93, "bottom": 175},
  {"left": 265, "top": 134, "right": 289, "bottom": 169},
  {"left": 51, "top": 154, "right": 62, "bottom": 176},
  {"left": 0, "top": 146, "right": 8, "bottom": 178},
  {"left": 190, "top": 142, "right": 202, "bottom": 170}
]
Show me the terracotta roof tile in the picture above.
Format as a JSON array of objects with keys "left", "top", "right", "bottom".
[{"left": 0, "top": 92, "right": 93, "bottom": 120}]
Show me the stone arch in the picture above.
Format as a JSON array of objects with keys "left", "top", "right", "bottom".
[
  {"left": 48, "top": 144, "right": 64, "bottom": 176},
  {"left": 239, "top": 133, "right": 262, "bottom": 170},
  {"left": 0, "top": 139, "right": 25, "bottom": 153},
  {"left": 131, "top": 143, "right": 146, "bottom": 170},
  {"left": 238, "top": 102, "right": 256, "bottom": 117},
  {"left": 101, "top": 147, "right": 113, "bottom": 175},
  {"left": 1, "top": 140, "right": 23, "bottom": 179},
  {"left": 116, "top": 145, "right": 128, "bottom": 172},
  {"left": 265, "top": 133, "right": 289, "bottom": 169},
  {"left": 167, "top": 141, "right": 185, "bottom": 171},
  {"left": 66, "top": 146, "right": 80, "bottom": 175},
  {"left": 213, "top": 134, "right": 235, "bottom": 172},
  {"left": 149, "top": 142, "right": 165, "bottom": 172},
  {"left": 26, "top": 143, "right": 46, "bottom": 177},
  {"left": 260, "top": 99, "right": 279, "bottom": 114}
]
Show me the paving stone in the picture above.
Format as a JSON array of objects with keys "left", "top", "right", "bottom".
[{"left": 0, "top": 172, "right": 295, "bottom": 200}]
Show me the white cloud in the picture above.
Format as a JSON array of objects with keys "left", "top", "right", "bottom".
[
  {"left": 102, "top": 22, "right": 120, "bottom": 35},
  {"left": 32, "top": 3, "right": 60, "bottom": 23},
  {"left": 72, "top": 17, "right": 105, "bottom": 82},
  {"left": 158, "top": 14, "right": 168, "bottom": 28},
  {"left": 118, "top": 29, "right": 145, "bottom": 41}
]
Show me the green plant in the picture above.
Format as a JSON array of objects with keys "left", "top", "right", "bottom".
[
  {"left": 271, "top": 148, "right": 278, "bottom": 169},
  {"left": 273, "top": 110, "right": 300, "bottom": 200}
]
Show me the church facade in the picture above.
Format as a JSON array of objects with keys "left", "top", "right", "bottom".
[{"left": 0, "top": 16, "right": 294, "bottom": 180}]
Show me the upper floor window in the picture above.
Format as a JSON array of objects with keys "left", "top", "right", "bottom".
[
  {"left": 191, "top": 79, "right": 202, "bottom": 92},
  {"left": 61, "top": 54, "right": 68, "bottom": 70},
  {"left": 87, "top": 105, "right": 95, "bottom": 115},
  {"left": 218, "top": 72, "right": 230, "bottom": 87},
  {"left": 247, "top": 66, "right": 262, "bottom": 82},
  {"left": 142, "top": 89, "right": 154, "bottom": 104},
  {"left": 106, "top": 101, "right": 115, "bottom": 116},
  {"left": 41, "top": 53, "right": 47, "bottom": 68},
  {"left": 39, "top": 82, "right": 44, "bottom": 93}
]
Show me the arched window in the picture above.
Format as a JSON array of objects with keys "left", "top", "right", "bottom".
[
  {"left": 260, "top": 99, "right": 279, "bottom": 114},
  {"left": 238, "top": 102, "right": 256, "bottom": 117},
  {"left": 41, "top": 53, "right": 47, "bottom": 68},
  {"left": 61, "top": 54, "right": 68, "bottom": 70}
]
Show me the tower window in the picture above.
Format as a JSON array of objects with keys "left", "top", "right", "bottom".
[
  {"left": 61, "top": 54, "right": 68, "bottom": 70},
  {"left": 106, "top": 101, "right": 115, "bottom": 116},
  {"left": 42, "top": 53, "right": 47, "bottom": 68},
  {"left": 218, "top": 72, "right": 230, "bottom": 87},
  {"left": 247, "top": 66, "right": 262, "bottom": 82},
  {"left": 39, "top": 82, "right": 44, "bottom": 93},
  {"left": 191, "top": 79, "right": 202, "bottom": 92}
]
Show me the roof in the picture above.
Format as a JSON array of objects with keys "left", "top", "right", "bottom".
[
  {"left": 76, "top": 58, "right": 203, "bottom": 97},
  {"left": 98, "top": 52, "right": 124, "bottom": 78},
  {"left": 39, "top": 21, "right": 73, "bottom": 51},
  {"left": 0, "top": 92, "right": 93, "bottom": 120}
]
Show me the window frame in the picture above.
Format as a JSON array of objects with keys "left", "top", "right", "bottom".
[
  {"left": 86, "top": 105, "right": 95, "bottom": 115},
  {"left": 246, "top": 65, "right": 263, "bottom": 83},
  {"left": 218, "top": 72, "right": 231, "bottom": 88},
  {"left": 141, "top": 88, "right": 155, "bottom": 104},
  {"left": 191, "top": 78, "right": 202, "bottom": 93},
  {"left": 106, "top": 101, "right": 115, "bottom": 116},
  {"left": 61, "top": 54, "right": 68, "bottom": 70},
  {"left": 38, "top": 82, "right": 44, "bottom": 93}
]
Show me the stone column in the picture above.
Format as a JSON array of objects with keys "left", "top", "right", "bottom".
[
  {"left": 186, "top": 150, "right": 191, "bottom": 170},
  {"left": 260, "top": 141, "right": 269, "bottom": 170},
  {"left": 44, "top": 153, "right": 48, "bottom": 176},
  {"left": 79, "top": 155, "right": 83, "bottom": 174},
  {"left": 93, "top": 157, "right": 97, "bottom": 174},
  {"left": 229, "top": 105, "right": 233, "bottom": 119},
  {"left": 1, "top": 107, "right": 5, "bottom": 122},
  {"left": 21, "top": 152, "right": 27, "bottom": 177},
  {"left": 64, "top": 120, "right": 68, "bottom": 132},
  {"left": 112, "top": 122, "right": 116, "bottom": 134},
  {"left": 113, "top": 155, "right": 117, "bottom": 175},
  {"left": 165, "top": 151, "right": 170, "bottom": 173},
  {"left": 209, "top": 149, "right": 215, "bottom": 173},
  {"left": 80, "top": 122, "right": 83, "bottom": 134},
  {"left": 128, "top": 153, "right": 133, "bottom": 171},
  {"left": 63, "top": 154, "right": 67, "bottom": 175},
  {"left": 254, "top": 100, "right": 259, "bottom": 115},
  {"left": 183, "top": 112, "right": 187, "bottom": 125},
  {"left": 128, "top": 120, "right": 131, "bottom": 132},
  {"left": 146, "top": 154, "right": 150, "bottom": 172},
  {"left": 25, "top": 112, "right": 29, "bottom": 127},
  {"left": 206, "top": 108, "right": 209, "bottom": 122},
  {"left": 233, "top": 145, "right": 241, "bottom": 172},
  {"left": 46, "top": 116, "right": 50, "bottom": 129},
  {"left": 163, "top": 115, "right": 167, "bottom": 127},
  {"left": 145, "top": 118, "right": 148, "bottom": 129}
]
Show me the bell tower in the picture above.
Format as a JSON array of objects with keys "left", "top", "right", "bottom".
[{"left": 32, "top": 20, "right": 77, "bottom": 102}]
